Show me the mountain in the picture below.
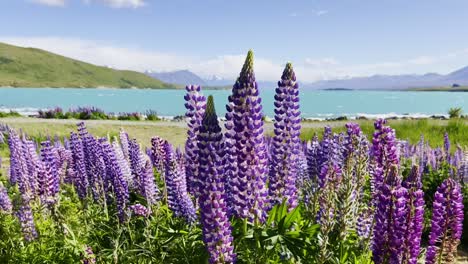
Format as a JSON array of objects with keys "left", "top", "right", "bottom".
[
  {"left": 145, "top": 70, "right": 206, "bottom": 86},
  {"left": 303, "top": 67, "right": 468, "bottom": 90},
  {"left": 0, "top": 42, "right": 176, "bottom": 89},
  {"left": 204, "top": 75, "right": 233, "bottom": 86}
]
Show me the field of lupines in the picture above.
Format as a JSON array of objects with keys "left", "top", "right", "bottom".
[{"left": 0, "top": 51, "right": 467, "bottom": 264}]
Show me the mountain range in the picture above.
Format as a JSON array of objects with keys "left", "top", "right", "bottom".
[{"left": 144, "top": 67, "right": 468, "bottom": 90}]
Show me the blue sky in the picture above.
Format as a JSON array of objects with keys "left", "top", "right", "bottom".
[{"left": 2, "top": 0, "right": 468, "bottom": 82}]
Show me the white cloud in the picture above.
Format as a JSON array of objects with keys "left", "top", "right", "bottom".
[
  {"left": 92, "top": 0, "right": 146, "bottom": 8},
  {"left": 315, "top": 10, "right": 328, "bottom": 16},
  {"left": 30, "top": 0, "right": 66, "bottom": 7},
  {"left": 2, "top": 36, "right": 468, "bottom": 83}
]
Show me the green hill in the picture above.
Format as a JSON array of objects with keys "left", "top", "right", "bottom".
[{"left": 0, "top": 42, "right": 176, "bottom": 89}]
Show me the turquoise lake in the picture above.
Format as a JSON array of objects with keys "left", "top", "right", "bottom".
[{"left": 0, "top": 88, "right": 467, "bottom": 119}]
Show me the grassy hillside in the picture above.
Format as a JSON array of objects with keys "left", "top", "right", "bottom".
[{"left": 0, "top": 42, "right": 176, "bottom": 89}]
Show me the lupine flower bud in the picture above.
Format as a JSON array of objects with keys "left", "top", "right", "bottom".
[
  {"left": 164, "top": 141, "right": 196, "bottom": 223},
  {"left": 101, "top": 142, "right": 129, "bottom": 222},
  {"left": 40, "top": 141, "right": 60, "bottom": 205},
  {"left": 70, "top": 132, "right": 89, "bottom": 199},
  {"left": 198, "top": 96, "right": 236, "bottom": 264},
  {"left": 150, "top": 136, "right": 166, "bottom": 175},
  {"left": 184, "top": 85, "right": 206, "bottom": 199},
  {"left": 268, "top": 63, "right": 301, "bottom": 209},
  {"left": 224, "top": 50, "right": 269, "bottom": 222},
  {"left": 17, "top": 204, "right": 38, "bottom": 242},
  {"left": 426, "top": 178, "right": 464, "bottom": 264},
  {"left": 81, "top": 245, "right": 96, "bottom": 264},
  {"left": 129, "top": 203, "right": 151, "bottom": 218},
  {"left": 0, "top": 186, "right": 12, "bottom": 213}
]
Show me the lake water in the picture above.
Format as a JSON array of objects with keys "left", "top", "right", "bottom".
[{"left": 0, "top": 88, "right": 467, "bottom": 119}]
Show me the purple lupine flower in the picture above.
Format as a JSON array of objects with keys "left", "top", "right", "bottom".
[
  {"left": 318, "top": 127, "right": 333, "bottom": 168},
  {"left": 184, "top": 84, "right": 207, "bottom": 199},
  {"left": 101, "top": 142, "right": 129, "bottom": 222},
  {"left": 224, "top": 50, "right": 269, "bottom": 222},
  {"left": 444, "top": 132, "right": 450, "bottom": 163},
  {"left": 129, "top": 140, "right": 157, "bottom": 205},
  {"left": 306, "top": 135, "right": 320, "bottom": 183},
  {"left": 70, "top": 132, "right": 89, "bottom": 199},
  {"left": 129, "top": 203, "right": 151, "bottom": 218},
  {"left": 164, "top": 141, "right": 196, "bottom": 223},
  {"left": 356, "top": 209, "right": 373, "bottom": 239},
  {"left": 268, "top": 63, "right": 301, "bottom": 209},
  {"left": 113, "top": 140, "right": 133, "bottom": 189},
  {"left": 0, "top": 186, "right": 12, "bottom": 213},
  {"left": 22, "top": 138, "right": 40, "bottom": 197},
  {"left": 81, "top": 245, "right": 96, "bottom": 264},
  {"left": 150, "top": 136, "right": 166, "bottom": 175},
  {"left": 371, "top": 119, "right": 399, "bottom": 196},
  {"left": 119, "top": 129, "right": 130, "bottom": 160},
  {"left": 39, "top": 141, "right": 60, "bottom": 205},
  {"left": 372, "top": 165, "right": 410, "bottom": 264},
  {"left": 197, "top": 95, "right": 236, "bottom": 264},
  {"left": 140, "top": 157, "right": 158, "bottom": 206},
  {"left": 8, "top": 130, "right": 35, "bottom": 202},
  {"left": 17, "top": 204, "right": 38, "bottom": 242},
  {"left": 426, "top": 178, "right": 464, "bottom": 264}
]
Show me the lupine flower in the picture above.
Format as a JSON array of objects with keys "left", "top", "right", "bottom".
[
  {"left": 444, "top": 132, "right": 450, "bottom": 163},
  {"left": 140, "top": 157, "right": 158, "bottom": 206},
  {"left": 197, "top": 95, "right": 236, "bottom": 264},
  {"left": 129, "top": 203, "right": 151, "bottom": 218},
  {"left": 0, "top": 186, "right": 12, "bottom": 213},
  {"left": 184, "top": 85, "right": 207, "bottom": 199},
  {"left": 113, "top": 140, "right": 133, "bottom": 189},
  {"left": 17, "top": 204, "right": 38, "bottom": 242},
  {"left": 268, "top": 62, "right": 301, "bottom": 209},
  {"left": 119, "top": 129, "right": 130, "bottom": 160},
  {"left": 426, "top": 178, "right": 464, "bottom": 264},
  {"left": 39, "top": 141, "right": 60, "bottom": 205},
  {"left": 224, "top": 50, "right": 269, "bottom": 221},
  {"left": 371, "top": 119, "right": 399, "bottom": 196},
  {"left": 8, "top": 130, "right": 35, "bottom": 202},
  {"left": 372, "top": 166, "right": 409, "bottom": 264},
  {"left": 70, "top": 132, "right": 89, "bottom": 199},
  {"left": 81, "top": 245, "right": 96, "bottom": 264},
  {"left": 101, "top": 142, "right": 129, "bottom": 222},
  {"left": 164, "top": 141, "right": 196, "bottom": 223},
  {"left": 150, "top": 136, "right": 166, "bottom": 175},
  {"left": 306, "top": 135, "right": 320, "bottom": 183}
]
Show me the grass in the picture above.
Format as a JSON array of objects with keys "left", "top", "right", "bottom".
[{"left": 0, "top": 42, "right": 176, "bottom": 89}]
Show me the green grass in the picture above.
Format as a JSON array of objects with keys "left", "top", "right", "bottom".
[
  {"left": 407, "top": 86, "right": 468, "bottom": 92},
  {"left": 0, "top": 42, "right": 177, "bottom": 89}
]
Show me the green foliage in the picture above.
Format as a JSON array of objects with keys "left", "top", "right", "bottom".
[
  {"left": 448, "top": 107, "right": 463, "bottom": 119},
  {"left": 0, "top": 110, "right": 21, "bottom": 118},
  {"left": 0, "top": 42, "right": 176, "bottom": 89}
]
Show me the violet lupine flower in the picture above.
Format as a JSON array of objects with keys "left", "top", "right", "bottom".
[
  {"left": 101, "top": 142, "right": 129, "bottom": 222},
  {"left": 150, "top": 136, "right": 166, "bottom": 175},
  {"left": 306, "top": 135, "right": 320, "bottom": 179},
  {"left": 119, "top": 129, "right": 130, "bottom": 160},
  {"left": 17, "top": 204, "right": 38, "bottom": 242},
  {"left": 141, "top": 158, "right": 158, "bottom": 206},
  {"left": 0, "top": 186, "right": 12, "bottom": 213},
  {"left": 444, "top": 132, "right": 450, "bottom": 163},
  {"left": 113, "top": 140, "right": 133, "bottom": 189},
  {"left": 164, "top": 141, "right": 196, "bottom": 223},
  {"left": 81, "top": 246, "right": 96, "bottom": 264},
  {"left": 268, "top": 63, "right": 301, "bottom": 209},
  {"left": 372, "top": 166, "right": 409, "bottom": 264},
  {"left": 39, "top": 141, "right": 60, "bottom": 205},
  {"left": 8, "top": 130, "right": 35, "bottom": 202},
  {"left": 70, "top": 132, "right": 89, "bottom": 199},
  {"left": 371, "top": 119, "right": 399, "bottom": 196},
  {"left": 426, "top": 178, "right": 464, "bottom": 264},
  {"left": 318, "top": 127, "right": 333, "bottom": 168},
  {"left": 129, "top": 203, "right": 151, "bottom": 218},
  {"left": 197, "top": 95, "right": 236, "bottom": 264},
  {"left": 184, "top": 84, "right": 207, "bottom": 199},
  {"left": 224, "top": 50, "right": 269, "bottom": 221},
  {"left": 22, "top": 138, "right": 40, "bottom": 196},
  {"left": 128, "top": 139, "right": 145, "bottom": 190}
]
